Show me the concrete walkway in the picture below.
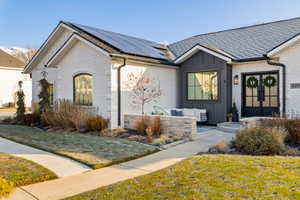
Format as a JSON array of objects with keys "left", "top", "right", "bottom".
[
  {"left": 6, "top": 130, "right": 234, "bottom": 200},
  {"left": 0, "top": 137, "right": 91, "bottom": 178}
]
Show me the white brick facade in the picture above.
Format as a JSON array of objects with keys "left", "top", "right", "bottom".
[
  {"left": 110, "top": 63, "right": 178, "bottom": 128},
  {"left": 232, "top": 61, "right": 282, "bottom": 117},
  {"left": 232, "top": 39, "right": 300, "bottom": 117},
  {"left": 274, "top": 39, "right": 300, "bottom": 116},
  {"left": 30, "top": 26, "right": 178, "bottom": 128}
]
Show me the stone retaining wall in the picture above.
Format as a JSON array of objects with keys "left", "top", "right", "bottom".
[{"left": 124, "top": 114, "right": 197, "bottom": 137}]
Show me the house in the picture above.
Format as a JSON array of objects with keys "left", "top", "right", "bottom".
[
  {"left": 24, "top": 17, "right": 300, "bottom": 127},
  {"left": 0, "top": 49, "right": 31, "bottom": 108}
]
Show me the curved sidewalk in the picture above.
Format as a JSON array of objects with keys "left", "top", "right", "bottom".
[
  {"left": 0, "top": 137, "right": 91, "bottom": 177},
  {"left": 7, "top": 130, "right": 234, "bottom": 200}
]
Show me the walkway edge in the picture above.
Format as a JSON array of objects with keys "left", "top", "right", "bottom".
[{"left": 7, "top": 130, "right": 235, "bottom": 200}]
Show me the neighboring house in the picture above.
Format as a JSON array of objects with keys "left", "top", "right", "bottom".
[
  {"left": 24, "top": 17, "right": 300, "bottom": 127},
  {"left": 0, "top": 49, "right": 31, "bottom": 108}
]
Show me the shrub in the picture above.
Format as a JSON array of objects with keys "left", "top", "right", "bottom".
[
  {"left": 135, "top": 116, "right": 150, "bottom": 135},
  {"left": 41, "top": 99, "right": 97, "bottom": 131},
  {"left": 150, "top": 116, "right": 161, "bottom": 136},
  {"left": 151, "top": 134, "right": 184, "bottom": 146},
  {"left": 38, "top": 78, "right": 51, "bottom": 113},
  {"left": 15, "top": 82, "right": 26, "bottom": 122},
  {"left": 235, "top": 126, "right": 287, "bottom": 155},
  {"left": 146, "top": 127, "right": 153, "bottom": 143},
  {"left": 0, "top": 177, "right": 14, "bottom": 199},
  {"left": 87, "top": 116, "right": 109, "bottom": 132},
  {"left": 208, "top": 141, "right": 232, "bottom": 154},
  {"left": 262, "top": 118, "right": 300, "bottom": 145},
  {"left": 23, "top": 113, "right": 41, "bottom": 126},
  {"left": 135, "top": 116, "right": 161, "bottom": 136}
]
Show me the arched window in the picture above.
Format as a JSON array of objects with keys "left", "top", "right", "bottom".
[{"left": 74, "top": 74, "right": 93, "bottom": 105}]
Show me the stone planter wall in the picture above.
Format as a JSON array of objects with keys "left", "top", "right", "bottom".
[{"left": 124, "top": 114, "right": 197, "bottom": 137}]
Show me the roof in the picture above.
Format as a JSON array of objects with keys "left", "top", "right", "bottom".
[
  {"left": 0, "top": 49, "right": 24, "bottom": 68},
  {"left": 65, "top": 22, "right": 169, "bottom": 60},
  {"left": 168, "top": 17, "right": 300, "bottom": 61}
]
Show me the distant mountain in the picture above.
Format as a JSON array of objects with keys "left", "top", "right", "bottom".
[{"left": 0, "top": 46, "right": 37, "bottom": 64}]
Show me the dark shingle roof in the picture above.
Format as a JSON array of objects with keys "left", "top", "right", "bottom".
[
  {"left": 70, "top": 23, "right": 168, "bottom": 60},
  {"left": 168, "top": 17, "right": 300, "bottom": 61}
]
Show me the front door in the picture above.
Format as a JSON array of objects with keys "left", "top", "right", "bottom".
[{"left": 242, "top": 72, "right": 279, "bottom": 117}]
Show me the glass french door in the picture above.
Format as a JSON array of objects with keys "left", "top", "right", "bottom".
[{"left": 242, "top": 72, "right": 279, "bottom": 117}]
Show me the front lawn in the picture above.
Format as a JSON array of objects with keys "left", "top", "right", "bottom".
[
  {"left": 0, "top": 125, "right": 158, "bottom": 169},
  {"left": 0, "top": 153, "right": 57, "bottom": 198},
  {"left": 66, "top": 155, "right": 300, "bottom": 200}
]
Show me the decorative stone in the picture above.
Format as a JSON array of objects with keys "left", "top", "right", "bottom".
[{"left": 124, "top": 114, "right": 197, "bottom": 137}]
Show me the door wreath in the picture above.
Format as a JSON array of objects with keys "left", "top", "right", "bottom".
[
  {"left": 263, "top": 76, "right": 277, "bottom": 88},
  {"left": 246, "top": 76, "right": 259, "bottom": 88}
]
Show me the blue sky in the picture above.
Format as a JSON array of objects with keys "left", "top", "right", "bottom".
[{"left": 1, "top": 0, "right": 300, "bottom": 48}]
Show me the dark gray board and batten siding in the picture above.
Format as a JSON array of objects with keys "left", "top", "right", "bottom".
[{"left": 178, "top": 51, "right": 232, "bottom": 124}]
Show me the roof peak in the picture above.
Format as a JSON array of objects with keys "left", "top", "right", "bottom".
[
  {"left": 192, "top": 16, "right": 300, "bottom": 38},
  {"left": 63, "top": 21, "right": 166, "bottom": 49}
]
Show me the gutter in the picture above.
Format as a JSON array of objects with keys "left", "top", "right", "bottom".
[
  {"left": 116, "top": 57, "right": 127, "bottom": 126},
  {"left": 264, "top": 56, "right": 286, "bottom": 115}
]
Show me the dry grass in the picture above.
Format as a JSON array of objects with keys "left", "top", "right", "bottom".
[
  {"left": 0, "top": 152, "right": 57, "bottom": 199},
  {"left": 0, "top": 125, "right": 158, "bottom": 169},
  {"left": 0, "top": 108, "right": 16, "bottom": 113},
  {"left": 65, "top": 155, "right": 300, "bottom": 200},
  {"left": 0, "top": 177, "right": 14, "bottom": 199},
  {"left": 0, "top": 153, "right": 57, "bottom": 186}
]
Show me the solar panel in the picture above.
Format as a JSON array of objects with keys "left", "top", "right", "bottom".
[{"left": 73, "top": 23, "right": 167, "bottom": 60}]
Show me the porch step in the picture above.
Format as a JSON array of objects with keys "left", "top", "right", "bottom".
[{"left": 217, "top": 122, "right": 242, "bottom": 133}]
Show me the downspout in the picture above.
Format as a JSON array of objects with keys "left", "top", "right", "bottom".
[
  {"left": 265, "top": 56, "right": 286, "bottom": 115},
  {"left": 117, "top": 58, "right": 127, "bottom": 126}
]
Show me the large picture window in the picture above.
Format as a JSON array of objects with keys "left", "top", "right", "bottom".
[
  {"left": 187, "top": 72, "right": 218, "bottom": 100},
  {"left": 74, "top": 74, "right": 93, "bottom": 105}
]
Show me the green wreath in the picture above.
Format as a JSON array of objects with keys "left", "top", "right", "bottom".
[
  {"left": 263, "top": 76, "right": 277, "bottom": 88},
  {"left": 246, "top": 76, "right": 259, "bottom": 88}
]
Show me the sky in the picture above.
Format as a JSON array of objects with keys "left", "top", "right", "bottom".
[{"left": 1, "top": 0, "right": 300, "bottom": 48}]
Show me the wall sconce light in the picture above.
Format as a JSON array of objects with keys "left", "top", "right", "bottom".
[{"left": 233, "top": 75, "right": 239, "bottom": 85}]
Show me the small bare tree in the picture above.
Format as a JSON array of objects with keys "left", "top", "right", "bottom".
[{"left": 125, "top": 72, "right": 162, "bottom": 114}]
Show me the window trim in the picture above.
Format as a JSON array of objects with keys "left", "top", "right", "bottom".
[
  {"left": 73, "top": 73, "right": 93, "bottom": 106},
  {"left": 47, "top": 83, "right": 54, "bottom": 106},
  {"left": 186, "top": 71, "right": 220, "bottom": 102}
]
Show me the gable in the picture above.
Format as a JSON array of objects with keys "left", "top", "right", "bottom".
[
  {"left": 181, "top": 50, "right": 228, "bottom": 67},
  {"left": 46, "top": 33, "right": 110, "bottom": 68},
  {"left": 267, "top": 33, "right": 300, "bottom": 57},
  {"left": 169, "top": 17, "right": 300, "bottom": 61},
  {"left": 174, "top": 44, "right": 233, "bottom": 64},
  {"left": 55, "top": 38, "right": 111, "bottom": 69},
  {"left": 24, "top": 23, "right": 75, "bottom": 73}
]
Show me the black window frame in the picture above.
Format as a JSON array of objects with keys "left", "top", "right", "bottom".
[{"left": 186, "top": 71, "right": 219, "bottom": 101}]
